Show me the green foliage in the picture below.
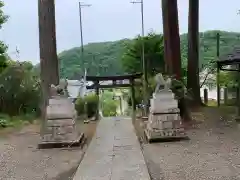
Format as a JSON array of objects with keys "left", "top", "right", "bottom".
[
  {"left": 0, "top": 1, "right": 8, "bottom": 27},
  {"left": 0, "top": 113, "right": 36, "bottom": 128},
  {"left": 100, "top": 91, "right": 118, "bottom": 117},
  {"left": 0, "top": 114, "right": 12, "bottom": 128},
  {"left": 54, "top": 30, "right": 240, "bottom": 80},
  {"left": 58, "top": 40, "right": 130, "bottom": 79},
  {"left": 171, "top": 78, "right": 192, "bottom": 101},
  {"left": 121, "top": 32, "right": 165, "bottom": 106},
  {"left": 219, "top": 72, "right": 235, "bottom": 87},
  {"left": 75, "top": 93, "right": 98, "bottom": 118},
  {"left": 84, "top": 94, "right": 98, "bottom": 118},
  {"left": 0, "top": 42, "right": 8, "bottom": 73},
  {"left": 0, "top": 61, "right": 41, "bottom": 116},
  {"left": 102, "top": 99, "right": 117, "bottom": 117},
  {"left": 122, "top": 32, "right": 164, "bottom": 75},
  {"left": 0, "top": 1, "right": 8, "bottom": 74},
  {"left": 127, "top": 78, "right": 156, "bottom": 106},
  {"left": 75, "top": 97, "right": 85, "bottom": 116},
  {"left": 0, "top": 3, "right": 40, "bottom": 123},
  {"left": 134, "top": 86, "right": 143, "bottom": 105},
  {"left": 218, "top": 70, "right": 239, "bottom": 88}
]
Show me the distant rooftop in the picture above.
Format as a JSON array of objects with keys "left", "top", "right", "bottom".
[
  {"left": 218, "top": 46, "right": 240, "bottom": 66},
  {"left": 67, "top": 79, "right": 94, "bottom": 98}
]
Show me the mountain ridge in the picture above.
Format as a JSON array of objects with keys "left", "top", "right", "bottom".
[{"left": 48, "top": 30, "right": 240, "bottom": 79}]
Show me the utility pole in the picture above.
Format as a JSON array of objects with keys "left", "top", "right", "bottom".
[
  {"left": 216, "top": 32, "right": 220, "bottom": 107},
  {"left": 78, "top": 2, "right": 91, "bottom": 59},
  {"left": 131, "top": 0, "right": 148, "bottom": 116}
]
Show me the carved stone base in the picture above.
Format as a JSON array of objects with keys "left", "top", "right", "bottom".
[
  {"left": 38, "top": 95, "right": 84, "bottom": 149},
  {"left": 145, "top": 89, "right": 188, "bottom": 142},
  {"left": 38, "top": 118, "right": 84, "bottom": 149},
  {"left": 144, "top": 128, "right": 188, "bottom": 143},
  {"left": 38, "top": 133, "right": 84, "bottom": 149}
]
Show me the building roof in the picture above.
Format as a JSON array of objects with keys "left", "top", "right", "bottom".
[
  {"left": 67, "top": 80, "right": 82, "bottom": 86},
  {"left": 217, "top": 46, "right": 240, "bottom": 66},
  {"left": 67, "top": 79, "right": 94, "bottom": 98},
  {"left": 86, "top": 73, "right": 143, "bottom": 81}
]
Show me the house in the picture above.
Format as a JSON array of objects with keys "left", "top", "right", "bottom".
[{"left": 67, "top": 79, "right": 94, "bottom": 101}]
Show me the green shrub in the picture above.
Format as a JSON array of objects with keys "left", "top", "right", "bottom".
[
  {"left": 0, "top": 113, "right": 36, "bottom": 129},
  {"left": 0, "top": 114, "right": 14, "bottom": 128},
  {"left": 85, "top": 94, "right": 98, "bottom": 118},
  {"left": 102, "top": 99, "right": 117, "bottom": 117},
  {"left": 0, "top": 119, "right": 9, "bottom": 128},
  {"left": 127, "top": 77, "right": 156, "bottom": 106},
  {"left": 0, "top": 63, "right": 41, "bottom": 116},
  {"left": 75, "top": 93, "right": 98, "bottom": 118},
  {"left": 75, "top": 97, "right": 85, "bottom": 116},
  {"left": 171, "top": 78, "right": 193, "bottom": 101}
]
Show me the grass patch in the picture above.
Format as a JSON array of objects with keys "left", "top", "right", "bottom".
[
  {"left": 207, "top": 100, "right": 217, "bottom": 107},
  {"left": 207, "top": 98, "right": 238, "bottom": 107},
  {"left": 0, "top": 113, "right": 37, "bottom": 129}
]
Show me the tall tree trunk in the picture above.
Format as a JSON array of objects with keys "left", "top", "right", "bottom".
[
  {"left": 161, "top": 0, "right": 181, "bottom": 79},
  {"left": 38, "top": 0, "right": 59, "bottom": 121},
  {"left": 162, "top": 0, "right": 191, "bottom": 122},
  {"left": 161, "top": 0, "right": 171, "bottom": 74},
  {"left": 187, "top": 0, "right": 201, "bottom": 106}
]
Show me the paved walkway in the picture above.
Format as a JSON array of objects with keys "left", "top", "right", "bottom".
[{"left": 73, "top": 116, "right": 150, "bottom": 180}]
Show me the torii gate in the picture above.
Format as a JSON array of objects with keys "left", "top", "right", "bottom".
[{"left": 38, "top": 0, "right": 183, "bottom": 105}]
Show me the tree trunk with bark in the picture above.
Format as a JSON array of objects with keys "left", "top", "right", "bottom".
[
  {"left": 38, "top": 0, "right": 59, "bottom": 121},
  {"left": 161, "top": 0, "right": 181, "bottom": 79},
  {"left": 187, "top": 0, "right": 202, "bottom": 106},
  {"left": 161, "top": 0, "right": 191, "bottom": 122}
]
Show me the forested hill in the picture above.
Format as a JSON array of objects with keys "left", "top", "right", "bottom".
[
  {"left": 59, "top": 39, "right": 131, "bottom": 79},
  {"left": 59, "top": 30, "right": 240, "bottom": 79}
]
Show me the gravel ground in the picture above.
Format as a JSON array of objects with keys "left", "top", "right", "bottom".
[
  {"left": 0, "top": 120, "right": 97, "bottom": 180},
  {"left": 135, "top": 107, "right": 240, "bottom": 180}
]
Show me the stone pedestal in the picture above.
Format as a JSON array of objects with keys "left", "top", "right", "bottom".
[
  {"left": 145, "top": 91, "right": 187, "bottom": 142},
  {"left": 38, "top": 96, "right": 84, "bottom": 149}
]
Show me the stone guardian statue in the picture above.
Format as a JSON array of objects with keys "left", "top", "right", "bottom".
[
  {"left": 154, "top": 73, "right": 172, "bottom": 93},
  {"left": 49, "top": 79, "right": 69, "bottom": 97}
]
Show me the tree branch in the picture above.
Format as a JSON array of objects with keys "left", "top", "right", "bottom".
[
  {"left": 200, "top": 70, "right": 211, "bottom": 88},
  {"left": 199, "top": 59, "right": 216, "bottom": 88}
]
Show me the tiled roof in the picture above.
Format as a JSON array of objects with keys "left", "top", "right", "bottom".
[{"left": 218, "top": 46, "right": 240, "bottom": 65}]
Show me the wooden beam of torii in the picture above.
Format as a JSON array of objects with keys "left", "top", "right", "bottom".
[
  {"left": 161, "top": 0, "right": 181, "bottom": 80},
  {"left": 38, "top": 0, "right": 59, "bottom": 107},
  {"left": 38, "top": 0, "right": 182, "bottom": 94}
]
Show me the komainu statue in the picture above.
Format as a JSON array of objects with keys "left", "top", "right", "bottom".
[
  {"left": 50, "top": 79, "right": 69, "bottom": 97},
  {"left": 154, "top": 73, "right": 172, "bottom": 93}
]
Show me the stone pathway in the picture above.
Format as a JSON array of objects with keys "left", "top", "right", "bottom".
[{"left": 73, "top": 116, "right": 150, "bottom": 180}]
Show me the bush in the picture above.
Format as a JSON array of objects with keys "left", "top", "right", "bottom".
[
  {"left": 127, "top": 76, "right": 156, "bottom": 107},
  {"left": 0, "top": 62, "right": 41, "bottom": 116},
  {"left": 75, "top": 93, "right": 98, "bottom": 118},
  {"left": 85, "top": 94, "right": 98, "bottom": 118},
  {"left": 0, "top": 114, "right": 12, "bottom": 128},
  {"left": 102, "top": 99, "right": 117, "bottom": 117},
  {"left": 75, "top": 97, "right": 85, "bottom": 116},
  {"left": 0, "top": 113, "right": 36, "bottom": 128}
]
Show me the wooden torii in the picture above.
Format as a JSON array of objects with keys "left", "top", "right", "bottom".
[
  {"left": 38, "top": 0, "right": 184, "bottom": 106},
  {"left": 86, "top": 73, "right": 142, "bottom": 119}
]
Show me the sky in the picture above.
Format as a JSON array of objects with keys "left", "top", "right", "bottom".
[{"left": 1, "top": 0, "right": 240, "bottom": 64}]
